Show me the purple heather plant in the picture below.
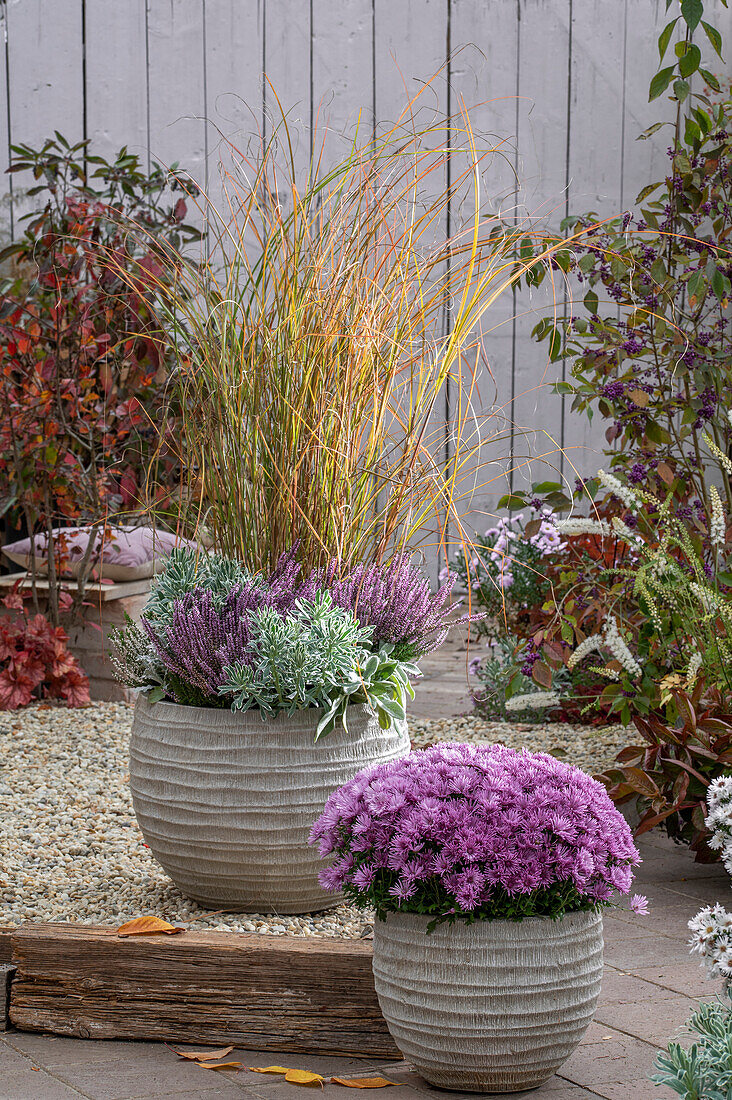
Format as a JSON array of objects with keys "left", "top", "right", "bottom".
[
  {"left": 310, "top": 741, "right": 646, "bottom": 925},
  {"left": 326, "top": 552, "right": 471, "bottom": 660},
  {"left": 142, "top": 583, "right": 263, "bottom": 706},
  {"left": 116, "top": 547, "right": 472, "bottom": 709}
]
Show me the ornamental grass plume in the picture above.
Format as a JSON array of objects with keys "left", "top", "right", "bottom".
[
  {"left": 310, "top": 742, "right": 645, "bottom": 924},
  {"left": 105, "top": 84, "right": 593, "bottom": 575}
]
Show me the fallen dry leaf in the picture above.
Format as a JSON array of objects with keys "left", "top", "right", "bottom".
[
  {"left": 197, "top": 1061, "right": 243, "bottom": 1071},
  {"left": 331, "top": 1078, "right": 396, "bottom": 1089},
  {"left": 285, "top": 1070, "right": 325, "bottom": 1087},
  {"left": 116, "top": 916, "right": 185, "bottom": 937},
  {"left": 170, "top": 1045, "right": 235, "bottom": 1062},
  {"left": 249, "top": 1067, "right": 324, "bottom": 1087}
]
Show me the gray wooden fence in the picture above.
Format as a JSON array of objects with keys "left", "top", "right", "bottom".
[{"left": 0, "top": 0, "right": 729, "bottom": 537}]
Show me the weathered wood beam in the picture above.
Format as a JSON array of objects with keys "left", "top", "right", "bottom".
[
  {"left": 0, "top": 931, "right": 12, "bottom": 964},
  {"left": 9, "top": 923, "right": 400, "bottom": 1058}
]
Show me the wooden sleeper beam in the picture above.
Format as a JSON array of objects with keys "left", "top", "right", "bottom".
[{"left": 8, "top": 922, "right": 400, "bottom": 1058}]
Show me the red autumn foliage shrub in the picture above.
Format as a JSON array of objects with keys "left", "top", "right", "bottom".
[
  {"left": 0, "top": 135, "right": 199, "bottom": 622},
  {"left": 0, "top": 590, "right": 89, "bottom": 709},
  {"left": 597, "top": 682, "right": 732, "bottom": 862}
]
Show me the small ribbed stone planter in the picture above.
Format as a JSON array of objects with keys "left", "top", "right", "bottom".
[
  {"left": 373, "top": 910, "right": 603, "bottom": 1093},
  {"left": 130, "top": 695, "right": 409, "bottom": 913}
]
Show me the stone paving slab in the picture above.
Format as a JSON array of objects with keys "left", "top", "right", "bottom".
[{"left": 2, "top": 831, "right": 728, "bottom": 1098}]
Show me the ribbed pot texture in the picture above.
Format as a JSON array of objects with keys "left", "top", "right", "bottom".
[
  {"left": 373, "top": 910, "right": 604, "bottom": 1093},
  {"left": 129, "top": 696, "right": 410, "bottom": 913}
]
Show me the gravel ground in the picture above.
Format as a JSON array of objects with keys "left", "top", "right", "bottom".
[{"left": 0, "top": 702, "right": 628, "bottom": 937}]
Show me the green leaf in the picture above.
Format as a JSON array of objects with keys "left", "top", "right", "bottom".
[
  {"left": 680, "top": 0, "right": 703, "bottom": 30},
  {"left": 636, "top": 181, "right": 663, "bottom": 202},
  {"left": 532, "top": 480, "right": 564, "bottom": 493},
  {"left": 637, "top": 120, "right": 668, "bottom": 140},
  {"left": 687, "top": 268, "right": 706, "bottom": 303},
  {"left": 699, "top": 67, "right": 721, "bottom": 90},
  {"left": 147, "top": 686, "right": 166, "bottom": 704},
  {"left": 649, "top": 65, "right": 676, "bottom": 100},
  {"left": 548, "top": 327, "right": 562, "bottom": 361},
  {"left": 497, "top": 493, "right": 528, "bottom": 510},
  {"left": 376, "top": 697, "right": 405, "bottom": 720},
  {"left": 673, "top": 78, "right": 690, "bottom": 101},
  {"left": 678, "top": 43, "right": 701, "bottom": 78},
  {"left": 657, "top": 17, "right": 679, "bottom": 59},
  {"left": 691, "top": 105, "right": 713, "bottom": 133},
  {"left": 684, "top": 116, "right": 701, "bottom": 145},
  {"left": 711, "top": 267, "right": 731, "bottom": 300},
  {"left": 701, "top": 20, "right": 723, "bottom": 57},
  {"left": 584, "top": 289, "right": 599, "bottom": 314}
]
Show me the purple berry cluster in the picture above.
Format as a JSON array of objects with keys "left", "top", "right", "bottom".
[{"left": 310, "top": 742, "right": 644, "bottom": 921}]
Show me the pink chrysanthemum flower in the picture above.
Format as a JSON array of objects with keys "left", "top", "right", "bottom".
[{"left": 310, "top": 742, "right": 643, "bottom": 923}]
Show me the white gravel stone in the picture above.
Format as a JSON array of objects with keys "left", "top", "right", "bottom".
[{"left": 0, "top": 702, "right": 627, "bottom": 937}]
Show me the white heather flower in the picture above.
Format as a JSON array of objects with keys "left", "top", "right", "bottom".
[
  {"left": 603, "top": 617, "right": 642, "bottom": 678},
  {"left": 686, "top": 648, "right": 703, "bottom": 689},
  {"left": 505, "top": 691, "right": 561, "bottom": 712},
  {"left": 597, "top": 469, "right": 639, "bottom": 511},
  {"left": 710, "top": 484, "right": 726, "bottom": 547},
  {"left": 553, "top": 518, "right": 613, "bottom": 538},
  {"left": 567, "top": 632, "right": 603, "bottom": 670}
]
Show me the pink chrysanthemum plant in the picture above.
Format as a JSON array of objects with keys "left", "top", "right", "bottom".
[{"left": 310, "top": 742, "right": 648, "bottom": 927}]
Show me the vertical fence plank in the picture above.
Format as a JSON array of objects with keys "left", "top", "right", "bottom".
[
  {"left": 85, "top": 0, "right": 148, "bottom": 165},
  {"left": 6, "top": 0, "right": 84, "bottom": 148},
  {"left": 510, "top": 0, "right": 570, "bottom": 499},
  {"left": 374, "top": 0, "right": 448, "bottom": 576},
  {"left": 263, "top": 0, "right": 312, "bottom": 186},
  {"left": 203, "top": 0, "right": 263, "bottom": 239},
  {"left": 0, "top": 2, "right": 12, "bottom": 242},
  {"left": 619, "top": 0, "right": 671, "bottom": 210},
  {"left": 449, "top": 2, "right": 521, "bottom": 531},
  {"left": 311, "top": 0, "right": 373, "bottom": 165},
  {"left": 4, "top": 0, "right": 84, "bottom": 229},
  {"left": 147, "top": 0, "right": 207, "bottom": 184},
  {"left": 560, "top": 0, "right": 627, "bottom": 481}
]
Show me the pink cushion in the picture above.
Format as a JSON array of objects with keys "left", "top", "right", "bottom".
[{"left": 2, "top": 526, "right": 197, "bottom": 582}]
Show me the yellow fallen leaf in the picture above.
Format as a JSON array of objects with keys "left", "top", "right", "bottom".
[
  {"left": 285, "top": 1070, "right": 324, "bottom": 1087},
  {"left": 197, "top": 1061, "right": 243, "bottom": 1071},
  {"left": 117, "top": 916, "right": 185, "bottom": 937},
  {"left": 171, "top": 1046, "right": 235, "bottom": 1062},
  {"left": 331, "top": 1077, "right": 397, "bottom": 1088},
  {"left": 249, "top": 1067, "right": 324, "bottom": 1087}
]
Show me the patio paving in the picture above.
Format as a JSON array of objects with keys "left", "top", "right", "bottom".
[{"left": 1, "top": 829, "right": 727, "bottom": 1099}]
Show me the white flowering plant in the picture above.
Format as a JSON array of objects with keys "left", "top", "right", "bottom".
[
  {"left": 654, "top": 777, "right": 732, "bottom": 1096},
  {"left": 566, "top": 468, "right": 732, "bottom": 712},
  {"left": 689, "top": 778, "right": 732, "bottom": 980}
]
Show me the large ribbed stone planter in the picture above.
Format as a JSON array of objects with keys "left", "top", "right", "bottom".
[
  {"left": 130, "top": 695, "right": 410, "bottom": 913},
  {"left": 372, "top": 910, "right": 603, "bottom": 1093}
]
